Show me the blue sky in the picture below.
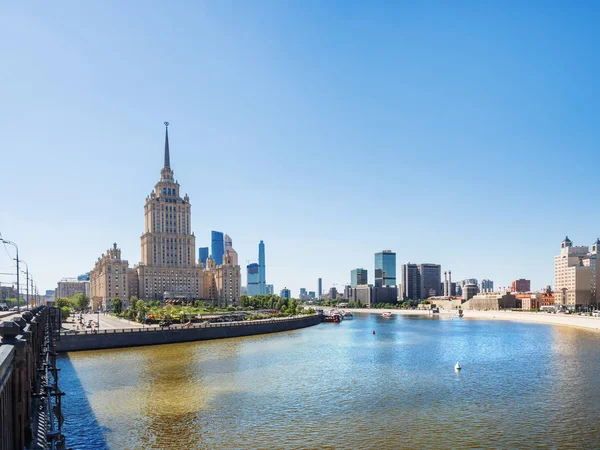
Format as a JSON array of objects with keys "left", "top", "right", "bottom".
[{"left": 1, "top": 1, "right": 599, "bottom": 296}]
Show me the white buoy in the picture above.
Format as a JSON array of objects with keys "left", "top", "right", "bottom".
[{"left": 454, "top": 362, "right": 461, "bottom": 371}]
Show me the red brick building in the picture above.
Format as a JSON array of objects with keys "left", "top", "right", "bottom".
[{"left": 511, "top": 279, "right": 531, "bottom": 293}]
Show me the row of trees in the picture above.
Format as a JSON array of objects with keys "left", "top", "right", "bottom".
[
  {"left": 55, "top": 293, "right": 91, "bottom": 320},
  {"left": 239, "top": 295, "right": 301, "bottom": 315}
]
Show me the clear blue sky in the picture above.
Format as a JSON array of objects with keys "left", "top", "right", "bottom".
[{"left": 1, "top": 1, "right": 599, "bottom": 296}]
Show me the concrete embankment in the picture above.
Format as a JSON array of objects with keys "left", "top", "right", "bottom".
[{"left": 56, "top": 314, "right": 322, "bottom": 352}]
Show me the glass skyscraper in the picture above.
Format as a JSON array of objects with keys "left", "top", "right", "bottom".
[
  {"left": 351, "top": 268, "right": 368, "bottom": 287},
  {"left": 258, "top": 240, "right": 266, "bottom": 295},
  {"left": 199, "top": 247, "right": 209, "bottom": 265},
  {"left": 247, "top": 263, "right": 260, "bottom": 297},
  {"left": 375, "top": 250, "right": 396, "bottom": 288},
  {"left": 211, "top": 231, "right": 224, "bottom": 266}
]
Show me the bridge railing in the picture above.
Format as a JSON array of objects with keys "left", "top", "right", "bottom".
[{"left": 0, "top": 306, "right": 65, "bottom": 450}]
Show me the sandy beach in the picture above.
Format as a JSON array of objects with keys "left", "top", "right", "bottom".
[{"left": 338, "top": 308, "right": 600, "bottom": 332}]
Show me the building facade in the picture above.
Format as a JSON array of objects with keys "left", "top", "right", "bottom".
[
  {"left": 199, "top": 247, "right": 209, "bottom": 266},
  {"left": 266, "top": 284, "right": 274, "bottom": 295},
  {"left": 554, "top": 236, "right": 600, "bottom": 310},
  {"left": 56, "top": 278, "right": 89, "bottom": 299},
  {"left": 89, "top": 243, "right": 131, "bottom": 310},
  {"left": 375, "top": 250, "right": 396, "bottom": 287},
  {"left": 280, "top": 288, "right": 291, "bottom": 299},
  {"left": 247, "top": 263, "right": 260, "bottom": 297},
  {"left": 351, "top": 268, "right": 368, "bottom": 287},
  {"left": 137, "top": 123, "right": 204, "bottom": 302},
  {"left": 211, "top": 231, "right": 224, "bottom": 266},
  {"left": 511, "top": 279, "right": 531, "bottom": 293},
  {"left": 223, "top": 234, "right": 238, "bottom": 266},
  {"left": 318, "top": 278, "right": 322, "bottom": 299},
  {"left": 402, "top": 263, "right": 441, "bottom": 300},
  {"left": 213, "top": 251, "right": 241, "bottom": 306},
  {"left": 479, "top": 279, "right": 494, "bottom": 293},
  {"left": 258, "top": 240, "right": 266, "bottom": 295}
]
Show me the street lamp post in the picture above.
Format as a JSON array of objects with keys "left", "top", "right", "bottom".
[
  {"left": 1, "top": 239, "right": 19, "bottom": 310},
  {"left": 18, "top": 260, "right": 29, "bottom": 311}
]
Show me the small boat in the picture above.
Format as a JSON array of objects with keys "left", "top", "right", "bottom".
[
  {"left": 382, "top": 312, "right": 392, "bottom": 318},
  {"left": 454, "top": 362, "right": 461, "bottom": 371},
  {"left": 342, "top": 312, "right": 354, "bottom": 320},
  {"left": 372, "top": 330, "right": 376, "bottom": 335},
  {"left": 323, "top": 314, "right": 341, "bottom": 323}
]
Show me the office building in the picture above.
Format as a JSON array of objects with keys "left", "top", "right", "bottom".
[
  {"left": 375, "top": 250, "right": 396, "bottom": 287},
  {"left": 56, "top": 278, "right": 90, "bottom": 299},
  {"left": 349, "top": 285, "right": 398, "bottom": 307},
  {"left": 554, "top": 236, "right": 600, "bottom": 310},
  {"left": 266, "top": 284, "right": 274, "bottom": 295},
  {"left": 211, "top": 231, "right": 225, "bottom": 266},
  {"left": 511, "top": 279, "right": 531, "bottom": 293},
  {"left": 280, "top": 288, "right": 291, "bottom": 299},
  {"left": 318, "top": 278, "right": 322, "bottom": 298},
  {"left": 224, "top": 234, "right": 238, "bottom": 266},
  {"left": 328, "top": 287, "right": 337, "bottom": 300},
  {"left": 136, "top": 123, "right": 204, "bottom": 302},
  {"left": 351, "top": 268, "right": 368, "bottom": 288},
  {"left": 247, "top": 263, "right": 260, "bottom": 297},
  {"left": 462, "top": 284, "right": 478, "bottom": 301},
  {"left": 479, "top": 279, "right": 494, "bottom": 293},
  {"left": 402, "top": 263, "right": 441, "bottom": 300},
  {"left": 77, "top": 272, "right": 90, "bottom": 281},
  {"left": 420, "top": 264, "right": 441, "bottom": 298},
  {"left": 258, "top": 240, "right": 266, "bottom": 295},
  {"left": 308, "top": 291, "right": 315, "bottom": 299},
  {"left": 199, "top": 247, "right": 209, "bottom": 266}
]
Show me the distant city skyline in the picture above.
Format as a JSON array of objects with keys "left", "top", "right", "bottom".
[{"left": 2, "top": 2, "right": 599, "bottom": 295}]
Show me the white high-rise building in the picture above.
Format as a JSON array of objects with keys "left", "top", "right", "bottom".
[{"left": 554, "top": 236, "right": 600, "bottom": 310}]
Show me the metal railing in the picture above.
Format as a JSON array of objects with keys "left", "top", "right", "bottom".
[{"left": 0, "top": 306, "right": 65, "bottom": 450}]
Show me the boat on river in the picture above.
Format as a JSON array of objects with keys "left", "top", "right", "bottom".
[
  {"left": 382, "top": 312, "right": 392, "bottom": 318},
  {"left": 323, "top": 314, "right": 341, "bottom": 323},
  {"left": 342, "top": 312, "right": 354, "bottom": 320}
]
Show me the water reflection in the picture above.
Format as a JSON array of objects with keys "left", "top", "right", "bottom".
[{"left": 58, "top": 315, "right": 600, "bottom": 449}]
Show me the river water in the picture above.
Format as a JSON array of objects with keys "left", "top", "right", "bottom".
[{"left": 57, "top": 314, "right": 600, "bottom": 449}]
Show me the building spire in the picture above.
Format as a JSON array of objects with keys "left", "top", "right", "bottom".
[{"left": 164, "top": 121, "right": 170, "bottom": 168}]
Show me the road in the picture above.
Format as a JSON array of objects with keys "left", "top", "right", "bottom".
[{"left": 64, "top": 312, "right": 159, "bottom": 331}]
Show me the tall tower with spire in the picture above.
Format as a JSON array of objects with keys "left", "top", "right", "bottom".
[{"left": 137, "top": 122, "right": 203, "bottom": 301}]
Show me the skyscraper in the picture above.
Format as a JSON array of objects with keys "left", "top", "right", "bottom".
[
  {"left": 137, "top": 122, "right": 204, "bottom": 301},
  {"left": 479, "top": 279, "right": 494, "bottom": 293},
  {"left": 418, "top": 264, "right": 441, "bottom": 298},
  {"left": 211, "top": 231, "right": 224, "bottom": 266},
  {"left": 401, "top": 263, "right": 441, "bottom": 299},
  {"left": 318, "top": 278, "right": 322, "bottom": 299},
  {"left": 247, "top": 263, "right": 260, "bottom": 297},
  {"left": 224, "top": 234, "right": 238, "bottom": 266},
  {"left": 375, "top": 250, "right": 396, "bottom": 287},
  {"left": 351, "top": 268, "right": 368, "bottom": 287},
  {"left": 199, "top": 247, "right": 209, "bottom": 266},
  {"left": 258, "top": 240, "right": 266, "bottom": 295}
]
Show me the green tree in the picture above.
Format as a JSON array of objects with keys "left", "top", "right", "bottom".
[
  {"left": 60, "top": 306, "right": 71, "bottom": 321},
  {"left": 56, "top": 297, "right": 71, "bottom": 308},
  {"left": 111, "top": 298, "right": 123, "bottom": 314},
  {"left": 71, "top": 293, "right": 90, "bottom": 311},
  {"left": 135, "top": 299, "right": 146, "bottom": 314}
]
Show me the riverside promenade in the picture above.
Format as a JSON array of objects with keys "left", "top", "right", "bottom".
[
  {"left": 57, "top": 314, "right": 322, "bottom": 352},
  {"left": 342, "top": 308, "right": 600, "bottom": 331}
]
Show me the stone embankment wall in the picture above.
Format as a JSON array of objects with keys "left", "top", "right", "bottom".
[{"left": 56, "top": 314, "right": 322, "bottom": 352}]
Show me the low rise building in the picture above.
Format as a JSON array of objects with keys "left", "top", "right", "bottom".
[
  {"left": 462, "top": 292, "right": 517, "bottom": 310},
  {"left": 56, "top": 278, "right": 90, "bottom": 299}
]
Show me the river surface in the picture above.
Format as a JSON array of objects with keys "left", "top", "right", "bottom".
[{"left": 57, "top": 314, "right": 600, "bottom": 449}]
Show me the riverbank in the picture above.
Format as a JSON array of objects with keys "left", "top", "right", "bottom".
[
  {"left": 56, "top": 314, "right": 321, "bottom": 352},
  {"left": 462, "top": 310, "right": 600, "bottom": 331},
  {"left": 342, "top": 308, "right": 600, "bottom": 331}
]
